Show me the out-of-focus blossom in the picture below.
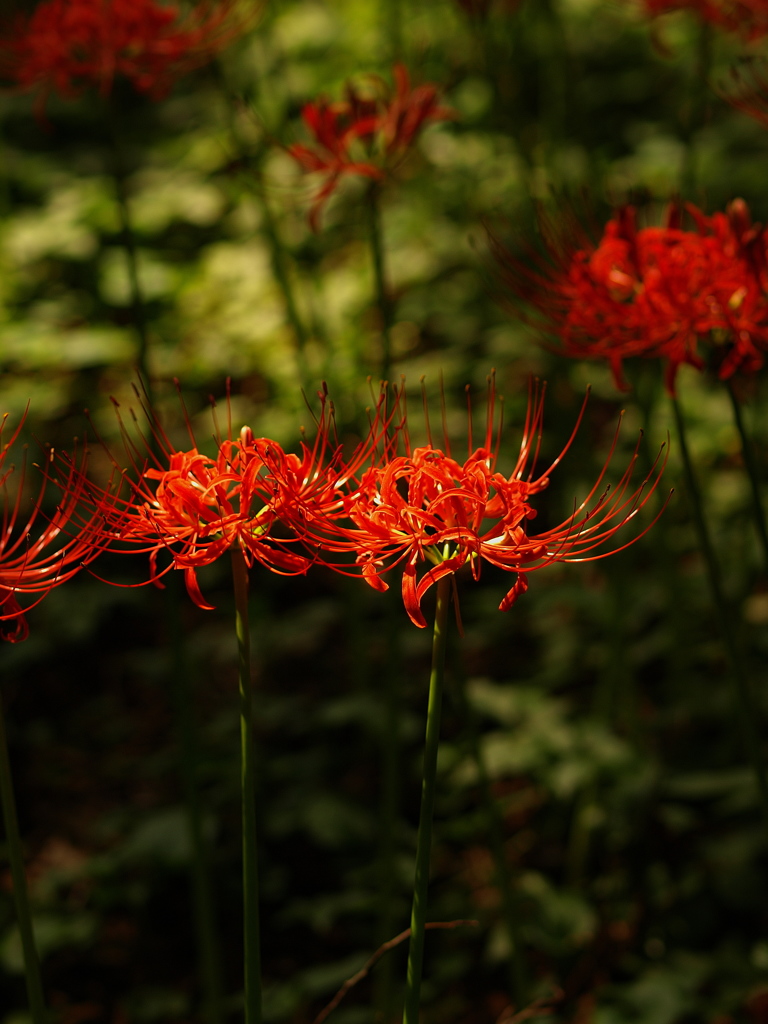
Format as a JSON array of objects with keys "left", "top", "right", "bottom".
[
  {"left": 0, "top": 0, "right": 255, "bottom": 110},
  {"left": 288, "top": 64, "right": 454, "bottom": 230},
  {"left": 641, "top": 0, "right": 768, "bottom": 40},
  {"left": 293, "top": 377, "right": 669, "bottom": 627},
  {"left": 491, "top": 200, "right": 768, "bottom": 395},
  {"left": 0, "top": 416, "right": 106, "bottom": 642}
]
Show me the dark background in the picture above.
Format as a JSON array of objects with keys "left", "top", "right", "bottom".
[{"left": 0, "top": 1, "right": 767, "bottom": 1022}]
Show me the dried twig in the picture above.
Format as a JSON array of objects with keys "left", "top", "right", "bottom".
[{"left": 312, "top": 919, "right": 479, "bottom": 1024}]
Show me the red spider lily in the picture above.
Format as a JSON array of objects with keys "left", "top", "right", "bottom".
[
  {"left": 0, "top": 416, "right": 107, "bottom": 643},
  {"left": 293, "top": 377, "right": 669, "bottom": 628},
  {"left": 79, "top": 382, "right": 405, "bottom": 609},
  {"left": 490, "top": 200, "right": 768, "bottom": 395},
  {"left": 0, "top": 0, "right": 255, "bottom": 111},
  {"left": 288, "top": 64, "right": 453, "bottom": 230},
  {"left": 642, "top": 0, "right": 768, "bottom": 40}
]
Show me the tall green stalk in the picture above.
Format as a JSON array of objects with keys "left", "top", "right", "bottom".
[
  {"left": 231, "top": 547, "right": 263, "bottom": 1024},
  {"left": 257, "top": 171, "right": 312, "bottom": 369},
  {"left": 104, "top": 115, "right": 153, "bottom": 400},
  {"left": 0, "top": 689, "right": 47, "bottom": 1024},
  {"left": 680, "top": 20, "right": 712, "bottom": 201},
  {"left": 382, "top": 0, "right": 404, "bottom": 64},
  {"left": 725, "top": 381, "right": 768, "bottom": 576},
  {"left": 402, "top": 574, "right": 451, "bottom": 1024},
  {"left": 209, "top": 62, "right": 312, "bottom": 389},
  {"left": 671, "top": 396, "right": 768, "bottom": 832},
  {"left": 366, "top": 183, "right": 394, "bottom": 383},
  {"left": 535, "top": 0, "right": 570, "bottom": 167}
]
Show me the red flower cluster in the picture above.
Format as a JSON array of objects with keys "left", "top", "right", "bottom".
[
  {"left": 642, "top": 0, "right": 768, "bottom": 40},
  {"left": 0, "top": 417, "right": 106, "bottom": 642},
  {"left": 77, "top": 379, "right": 666, "bottom": 627},
  {"left": 492, "top": 200, "right": 768, "bottom": 395},
  {"left": 288, "top": 64, "right": 453, "bottom": 230},
  {"left": 288, "top": 378, "right": 669, "bottom": 628},
  {"left": 1, "top": 0, "right": 252, "bottom": 108}
]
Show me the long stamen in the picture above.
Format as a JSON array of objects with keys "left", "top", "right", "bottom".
[
  {"left": 465, "top": 384, "right": 473, "bottom": 456},
  {"left": 421, "top": 377, "right": 433, "bottom": 449},
  {"left": 440, "top": 374, "right": 451, "bottom": 458}
]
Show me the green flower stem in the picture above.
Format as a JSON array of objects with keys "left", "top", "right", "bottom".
[
  {"left": 238, "top": 163, "right": 312, "bottom": 391},
  {"left": 402, "top": 574, "right": 451, "bottom": 1024},
  {"left": 366, "top": 183, "right": 394, "bottom": 383},
  {"left": 0, "top": 689, "right": 47, "bottom": 1024},
  {"left": 726, "top": 381, "right": 768, "bottom": 576},
  {"left": 680, "top": 19, "right": 712, "bottom": 200},
  {"left": 105, "top": 117, "right": 153, "bottom": 400},
  {"left": 258, "top": 174, "right": 311, "bottom": 362},
  {"left": 231, "top": 547, "right": 263, "bottom": 1024},
  {"left": 112, "top": 170, "right": 151, "bottom": 390},
  {"left": 165, "top": 580, "right": 224, "bottom": 1024},
  {"left": 671, "top": 396, "right": 768, "bottom": 831},
  {"left": 536, "top": 0, "right": 569, "bottom": 162},
  {"left": 209, "top": 62, "right": 312, "bottom": 387},
  {"left": 383, "top": 0, "right": 404, "bottom": 63}
]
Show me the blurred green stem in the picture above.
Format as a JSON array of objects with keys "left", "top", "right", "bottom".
[
  {"left": 671, "top": 396, "right": 768, "bottom": 833},
  {"left": 210, "top": 62, "right": 312, "bottom": 388},
  {"left": 166, "top": 580, "right": 225, "bottom": 1024},
  {"left": 366, "top": 183, "right": 393, "bottom": 382},
  {"left": 680, "top": 20, "right": 712, "bottom": 199},
  {"left": 231, "top": 547, "right": 263, "bottom": 1024},
  {"left": 105, "top": 119, "right": 153, "bottom": 400},
  {"left": 402, "top": 574, "right": 451, "bottom": 1024},
  {"left": 0, "top": 688, "right": 47, "bottom": 1024},
  {"left": 536, "top": 0, "right": 569, "bottom": 162},
  {"left": 383, "top": 0, "right": 404, "bottom": 63},
  {"left": 235, "top": 154, "right": 312, "bottom": 387},
  {"left": 257, "top": 169, "right": 311, "bottom": 369},
  {"left": 725, "top": 381, "right": 768, "bottom": 576}
]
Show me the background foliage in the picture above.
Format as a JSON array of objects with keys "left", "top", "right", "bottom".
[{"left": 1, "top": 0, "right": 768, "bottom": 1022}]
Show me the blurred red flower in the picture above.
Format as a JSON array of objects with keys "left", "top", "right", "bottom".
[
  {"left": 491, "top": 200, "right": 768, "bottom": 395},
  {"left": 288, "top": 64, "right": 453, "bottom": 230},
  {"left": 295, "top": 378, "right": 668, "bottom": 628},
  {"left": 0, "top": 417, "right": 107, "bottom": 642},
  {"left": 1, "top": 0, "right": 254, "bottom": 109}
]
